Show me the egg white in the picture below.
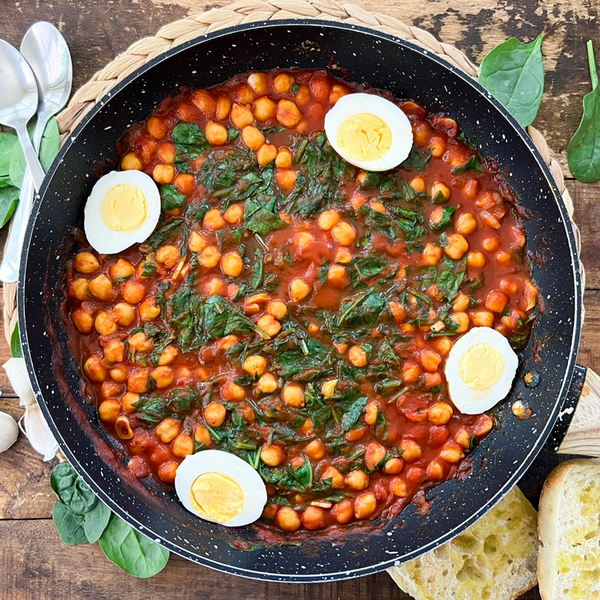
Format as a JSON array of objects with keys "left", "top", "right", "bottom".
[
  {"left": 444, "top": 327, "right": 519, "bottom": 415},
  {"left": 84, "top": 170, "right": 161, "bottom": 254},
  {"left": 324, "top": 93, "right": 413, "bottom": 171},
  {"left": 174, "top": 449, "right": 267, "bottom": 527}
]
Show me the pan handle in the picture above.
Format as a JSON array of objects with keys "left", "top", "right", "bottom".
[{"left": 555, "top": 366, "right": 600, "bottom": 456}]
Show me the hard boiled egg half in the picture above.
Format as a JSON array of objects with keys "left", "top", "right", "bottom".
[
  {"left": 445, "top": 327, "right": 519, "bottom": 415},
  {"left": 175, "top": 449, "right": 267, "bottom": 527},
  {"left": 84, "top": 170, "right": 161, "bottom": 254},
  {"left": 324, "top": 93, "right": 413, "bottom": 171}
]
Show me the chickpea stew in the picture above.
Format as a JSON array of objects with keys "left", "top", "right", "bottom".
[{"left": 64, "top": 69, "right": 539, "bottom": 534}]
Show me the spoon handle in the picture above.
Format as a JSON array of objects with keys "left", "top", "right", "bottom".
[
  {"left": 0, "top": 173, "right": 35, "bottom": 283},
  {"left": 15, "top": 124, "right": 45, "bottom": 192}
]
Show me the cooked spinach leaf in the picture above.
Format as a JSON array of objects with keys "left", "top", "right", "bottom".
[{"left": 451, "top": 155, "right": 482, "bottom": 174}]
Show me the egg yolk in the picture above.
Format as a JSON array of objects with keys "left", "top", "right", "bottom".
[
  {"left": 459, "top": 343, "right": 505, "bottom": 392},
  {"left": 101, "top": 184, "right": 147, "bottom": 233},
  {"left": 189, "top": 472, "right": 245, "bottom": 523},
  {"left": 336, "top": 113, "right": 392, "bottom": 162}
]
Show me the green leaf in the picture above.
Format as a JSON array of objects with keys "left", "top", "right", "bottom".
[
  {"left": 51, "top": 462, "right": 98, "bottom": 514},
  {"left": 82, "top": 500, "right": 112, "bottom": 543},
  {"left": 429, "top": 206, "right": 455, "bottom": 232},
  {"left": 160, "top": 184, "right": 187, "bottom": 211},
  {"left": 568, "top": 41, "right": 600, "bottom": 183},
  {"left": 400, "top": 147, "right": 431, "bottom": 170},
  {"left": 244, "top": 196, "right": 288, "bottom": 236},
  {"left": 10, "top": 323, "right": 22, "bottom": 358},
  {"left": 479, "top": 34, "right": 544, "bottom": 127},
  {"left": 450, "top": 155, "right": 482, "bottom": 174},
  {"left": 0, "top": 186, "right": 19, "bottom": 227},
  {"left": 99, "top": 513, "right": 170, "bottom": 578},
  {"left": 40, "top": 117, "right": 61, "bottom": 172},
  {"left": 52, "top": 502, "right": 89, "bottom": 546},
  {"left": 340, "top": 395, "right": 368, "bottom": 432},
  {"left": 132, "top": 396, "right": 167, "bottom": 427},
  {"left": 0, "top": 132, "right": 17, "bottom": 177}
]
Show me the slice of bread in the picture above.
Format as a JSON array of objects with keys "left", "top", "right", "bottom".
[
  {"left": 538, "top": 458, "right": 600, "bottom": 600},
  {"left": 388, "top": 486, "right": 539, "bottom": 600}
]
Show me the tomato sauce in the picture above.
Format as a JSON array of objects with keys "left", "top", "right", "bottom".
[{"left": 63, "top": 69, "right": 538, "bottom": 534}]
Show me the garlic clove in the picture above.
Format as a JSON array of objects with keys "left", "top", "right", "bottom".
[
  {"left": 20, "top": 405, "right": 59, "bottom": 461},
  {"left": 0, "top": 411, "right": 19, "bottom": 453},
  {"left": 3, "top": 357, "right": 36, "bottom": 408}
]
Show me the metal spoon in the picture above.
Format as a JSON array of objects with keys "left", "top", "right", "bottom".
[
  {"left": 0, "top": 23, "right": 72, "bottom": 283},
  {"left": 0, "top": 40, "right": 45, "bottom": 189}
]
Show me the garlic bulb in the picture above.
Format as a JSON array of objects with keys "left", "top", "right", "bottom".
[{"left": 0, "top": 411, "right": 19, "bottom": 452}]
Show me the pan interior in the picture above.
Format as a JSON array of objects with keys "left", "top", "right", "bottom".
[{"left": 19, "top": 21, "right": 582, "bottom": 581}]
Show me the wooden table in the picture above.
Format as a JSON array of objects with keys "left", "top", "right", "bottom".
[{"left": 1, "top": 1, "right": 599, "bottom": 598}]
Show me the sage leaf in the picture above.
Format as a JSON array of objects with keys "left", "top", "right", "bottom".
[
  {"left": 82, "top": 501, "right": 112, "bottom": 543},
  {"left": 479, "top": 34, "right": 544, "bottom": 127},
  {"left": 52, "top": 502, "right": 88, "bottom": 546},
  {"left": 99, "top": 514, "right": 170, "bottom": 578},
  {"left": 568, "top": 41, "right": 600, "bottom": 183}
]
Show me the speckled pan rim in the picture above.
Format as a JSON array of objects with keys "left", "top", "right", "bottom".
[{"left": 18, "top": 19, "right": 583, "bottom": 582}]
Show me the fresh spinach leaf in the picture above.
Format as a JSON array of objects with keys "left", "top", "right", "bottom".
[
  {"left": 82, "top": 501, "right": 112, "bottom": 543},
  {"left": 0, "top": 131, "right": 17, "bottom": 177},
  {"left": 98, "top": 513, "right": 170, "bottom": 578},
  {"left": 51, "top": 462, "right": 98, "bottom": 514},
  {"left": 52, "top": 502, "right": 88, "bottom": 546},
  {"left": 479, "top": 34, "right": 544, "bottom": 127},
  {"left": 567, "top": 41, "right": 600, "bottom": 183},
  {"left": 10, "top": 323, "right": 22, "bottom": 358}
]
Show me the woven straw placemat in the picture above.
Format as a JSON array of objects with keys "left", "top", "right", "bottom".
[{"left": 3, "top": 0, "right": 582, "bottom": 346}]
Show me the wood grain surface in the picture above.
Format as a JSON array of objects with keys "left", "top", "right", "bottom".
[{"left": 0, "top": 1, "right": 599, "bottom": 599}]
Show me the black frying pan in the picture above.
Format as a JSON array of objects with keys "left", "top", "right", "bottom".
[{"left": 19, "top": 21, "right": 584, "bottom": 581}]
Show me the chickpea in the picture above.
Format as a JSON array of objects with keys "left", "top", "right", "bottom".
[
  {"left": 151, "top": 366, "right": 174, "bottom": 389},
  {"left": 331, "top": 498, "right": 353, "bottom": 523},
  {"left": 256, "top": 314, "right": 281, "bottom": 338},
  {"left": 354, "top": 493, "right": 377, "bottom": 519},
  {"left": 295, "top": 231, "right": 314, "bottom": 248},
  {"left": 216, "top": 95, "right": 232, "bottom": 120},
  {"left": 327, "top": 264, "right": 347, "bottom": 288},
  {"left": 221, "top": 381, "right": 246, "bottom": 401},
  {"left": 253, "top": 96, "right": 277, "bottom": 122},
  {"left": 109, "top": 258, "right": 134, "bottom": 281},
  {"left": 482, "top": 235, "right": 501, "bottom": 252},
  {"left": 402, "top": 362, "right": 422, "bottom": 384},
  {"left": 276, "top": 507, "right": 301, "bottom": 532},
  {"left": 223, "top": 203, "right": 243, "bottom": 225},
  {"left": 189, "top": 231, "right": 208, "bottom": 253},
  {"left": 154, "top": 246, "right": 179, "bottom": 270},
  {"left": 318, "top": 210, "right": 340, "bottom": 231},
  {"left": 217, "top": 335, "right": 239, "bottom": 352},
  {"left": 171, "top": 431, "right": 194, "bottom": 458},
  {"left": 113, "top": 302, "right": 136, "bottom": 326},
  {"left": 301, "top": 506, "right": 325, "bottom": 530},
  {"left": 348, "top": 345, "right": 368, "bottom": 368},
  {"left": 121, "top": 152, "right": 142, "bottom": 171},
  {"left": 500, "top": 278, "right": 519, "bottom": 295},
  {"left": 455, "top": 212, "right": 478, "bottom": 235},
  {"left": 243, "top": 355, "right": 267, "bottom": 378},
  {"left": 230, "top": 103, "right": 254, "bottom": 129},
  {"left": 194, "top": 424, "right": 213, "bottom": 448},
  {"left": 241, "top": 125, "right": 266, "bottom": 152},
  {"left": 156, "top": 142, "right": 176, "bottom": 164},
  {"left": 147, "top": 116, "right": 169, "bottom": 139},
  {"left": 400, "top": 439, "right": 422, "bottom": 463},
  {"left": 282, "top": 383, "right": 305, "bottom": 408},
  {"left": 155, "top": 418, "right": 182, "bottom": 444},
  {"left": 190, "top": 89, "right": 216, "bottom": 116},
  {"left": 266, "top": 300, "right": 287, "bottom": 320},
  {"left": 139, "top": 297, "right": 160, "bottom": 321},
  {"left": 119, "top": 392, "right": 138, "bottom": 414},
  {"left": 486, "top": 290, "right": 509, "bottom": 313},
  {"left": 121, "top": 281, "right": 146, "bottom": 304},
  {"left": 113, "top": 415, "right": 134, "bottom": 440},
  {"left": 204, "top": 276, "right": 227, "bottom": 297},
  {"left": 321, "top": 466, "right": 344, "bottom": 489},
  {"left": 98, "top": 398, "right": 121, "bottom": 423},
  {"left": 128, "top": 332, "right": 154, "bottom": 352},
  {"left": 199, "top": 245, "right": 221, "bottom": 269},
  {"left": 321, "top": 379, "right": 337, "bottom": 398},
  {"left": 463, "top": 178, "right": 480, "bottom": 200},
  {"left": 294, "top": 85, "right": 310, "bottom": 106},
  {"left": 261, "top": 444, "right": 284, "bottom": 467},
  {"left": 468, "top": 251, "right": 487, "bottom": 269},
  {"left": 305, "top": 439, "right": 325, "bottom": 460},
  {"left": 443, "top": 233, "right": 469, "bottom": 260},
  {"left": 449, "top": 311, "right": 470, "bottom": 333},
  {"left": 68, "top": 278, "right": 89, "bottom": 301},
  {"left": 428, "top": 403, "right": 454, "bottom": 425},
  {"left": 419, "top": 349, "right": 441, "bottom": 372},
  {"left": 289, "top": 278, "right": 312, "bottom": 303},
  {"left": 431, "top": 181, "right": 451, "bottom": 202},
  {"left": 95, "top": 311, "right": 118, "bottom": 335},
  {"left": 345, "top": 427, "right": 367, "bottom": 442},
  {"left": 110, "top": 365, "right": 128, "bottom": 383},
  {"left": 385, "top": 458, "right": 404, "bottom": 475},
  {"left": 158, "top": 346, "right": 178, "bottom": 366},
  {"left": 390, "top": 478, "right": 409, "bottom": 497},
  {"left": 496, "top": 250, "right": 513, "bottom": 267},
  {"left": 365, "top": 441, "right": 387, "bottom": 471},
  {"left": 275, "top": 169, "right": 297, "bottom": 191},
  {"left": 422, "top": 242, "right": 443, "bottom": 266},
  {"left": 204, "top": 402, "right": 227, "bottom": 427},
  {"left": 84, "top": 354, "right": 108, "bottom": 382},
  {"left": 244, "top": 73, "right": 267, "bottom": 95},
  {"left": 277, "top": 99, "right": 302, "bottom": 128},
  {"left": 73, "top": 252, "right": 100, "bottom": 274},
  {"left": 440, "top": 441, "right": 465, "bottom": 463},
  {"left": 72, "top": 308, "right": 93, "bottom": 333},
  {"left": 431, "top": 338, "right": 451, "bottom": 358},
  {"left": 256, "top": 372, "right": 278, "bottom": 394},
  {"left": 235, "top": 83, "right": 255, "bottom": 104},
  {"left": 331, "top": 221, "right": 356, "bottom": 246},
  {"left": 103, "top": 340, "right": 125, "bottom": 363},
  {"left": 203, "top": 208, "right": 226, "bottom": 231},
  {"left": 100, "top": 380, "right": 123, "bottom": 399},
  {"left": 425, "top": 372, "right": 442, "bottom": 390},
  {"left": 157, "top": 462, "right": 178, "bottom": 484},
  {"left": 152, "top": 164, "right": 175, "bottom": 185},
  {"left": 426, "top": 460, "right": 445, "bottom": 481},
  {"left": 275, "top": 148, "right": 293, "bottom": 168},
  {"left": 329, "top": 83, "right": 349, "bottom": 104},
  {"left": 469, "top": 310, "right": 494, "bottom": 328},
  {"left": 429, "top": 136, "right": 446, "bottom": 157},
  {"left": 221, "top": 252, "right": 244, "bottom": 277},
  {"left": 273, "top": 73, "right": 294, "bottom": 93}
]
